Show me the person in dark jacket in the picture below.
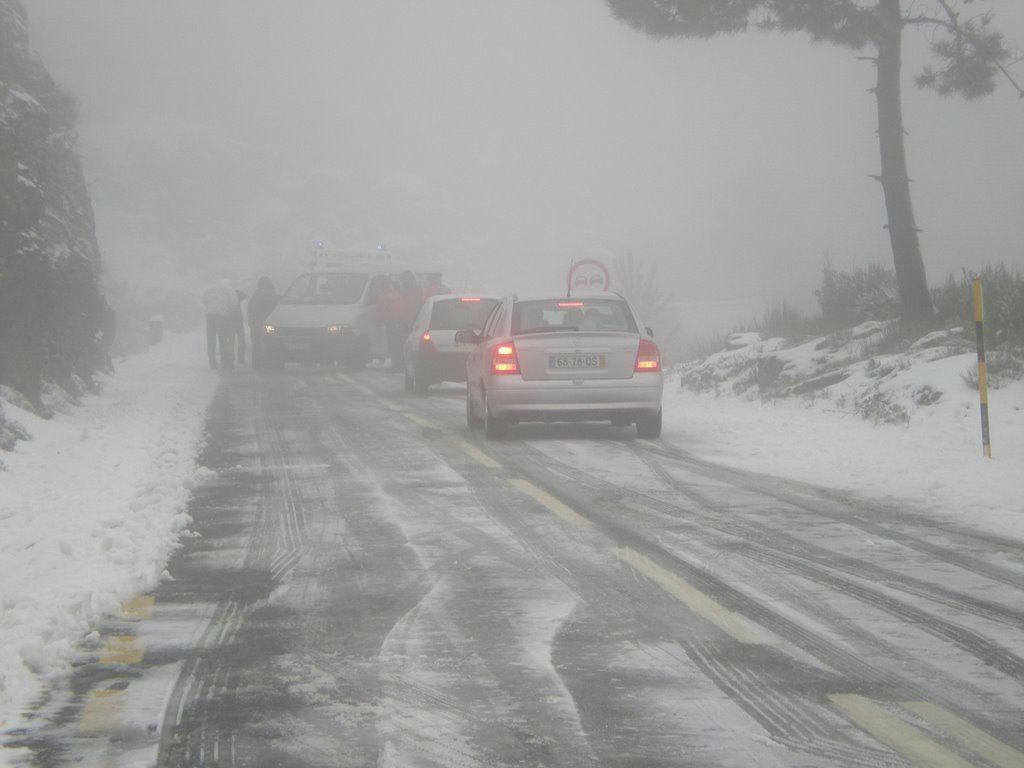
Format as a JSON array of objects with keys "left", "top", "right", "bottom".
[
  {"left": 246, "top": 277, "right": 278, "bottom": 370},
  {"left": 423, "top": 272, "right": 450, "bottom": 299},
  {"left": 377, "top": 277, "right": 406, "bottom": 372},
  {"left": 203, "top": 280, "right": 239, "bottom": 369},
  {"left": 233, "top": 290, "right": 247, "bottom": 366},
  {"left": 399, "top": 270, "right": 424, "bottom": 330}
]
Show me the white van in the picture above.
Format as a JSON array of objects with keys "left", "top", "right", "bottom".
[{"left": 261, "top": 251, "right": 434, "bottom": 371}]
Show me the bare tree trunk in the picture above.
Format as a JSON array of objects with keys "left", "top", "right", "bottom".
[{"left": 875, "top": 0, "right": 933, "bottom": 324}]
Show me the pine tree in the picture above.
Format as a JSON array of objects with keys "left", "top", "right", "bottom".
[{"left": 605, "top": 0, "right": 1021, "bottom": 325}]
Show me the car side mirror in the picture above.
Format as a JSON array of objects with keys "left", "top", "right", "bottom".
[
  {"left": 645, "top": 326, "right": 655, "bottom": 338},
  {"left": 454, "top": 329, "right": 480, "bottom": 344}
]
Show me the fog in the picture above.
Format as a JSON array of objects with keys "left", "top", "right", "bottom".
[{"left": 20, "top": 0, "right": 1024, "bottom": 336}]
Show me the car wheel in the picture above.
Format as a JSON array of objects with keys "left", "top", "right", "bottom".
[
  {"left": 466, "top": 388, "right": 481, "bottom": 429},
  {"left": 636, "top": 409, "right": 662, "bottom": 439},
  {"left": 483, "top": 390, "right": 508, "bottom": 440},
  {"left": 413, "top": 363, "right": 429, "bottom": 396}
]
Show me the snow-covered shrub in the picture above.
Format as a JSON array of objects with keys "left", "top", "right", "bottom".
[
  {"left": 852, "top": 392, "right": 909, "bottom": 425},
  {"left": 933, "top": 266, "right": 1024, "bottom": 350},
  {"left": 815, "top": 263, "right": 900, "bottom": 328},
  {"left": 959, "top": 350, "right": 1024, "bottom": 390},
  {"left": 0, "top": 399, "right": 30, "bottom": 453}
]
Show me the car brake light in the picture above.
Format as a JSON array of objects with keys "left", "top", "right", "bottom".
[
  {"left": 420, "top": 331, "right": 437, "bottom": 352},
  {"left": 460, "top": 297, "right": 481, "bottom": 302},
  {"left": 558, "top": 301, "right": 584, "bottom": 308},
  {"left": 492, "top": 341, "right": 519, "bottom": 374},
  {"left": 634, "top": 338, "right": 660, "bottom": 372}
]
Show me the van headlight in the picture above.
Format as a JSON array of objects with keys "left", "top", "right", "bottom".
[
  {"left": 263, "top": 324, "right": 276, "bottom": 334},
  {"left": 326, "top": 324, "right": 351, "bottom": 335}
]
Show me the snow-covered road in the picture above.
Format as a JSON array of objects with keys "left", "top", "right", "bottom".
[{"left": 4, "top": 340, "right": 1022, "bottom": 766}]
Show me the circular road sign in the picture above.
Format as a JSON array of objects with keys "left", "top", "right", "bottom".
[{"left": 567, "top": 259, "right": 611, "bottom": 292}]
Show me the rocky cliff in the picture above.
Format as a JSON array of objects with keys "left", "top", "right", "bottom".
[{"left": 1, "top": 0, "right": 108, "bottom": 415}]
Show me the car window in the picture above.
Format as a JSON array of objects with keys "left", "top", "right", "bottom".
[
  {"left": 429, "top": 298, "right": 500, "bottom": 331},
  {"left": 280, "top": 272, "right": 369, "bottom": 305},
  {"left": 511, "top": 299, "right": 637, "bottom": 334}
]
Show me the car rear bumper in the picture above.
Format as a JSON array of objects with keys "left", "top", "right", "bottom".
[{"left": 486, "top": 375, "right": 663, "bottom": 422}]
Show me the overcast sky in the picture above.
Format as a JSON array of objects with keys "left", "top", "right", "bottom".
[{"left": 19, "top": 0, "right": 1024, "bottom": 332}]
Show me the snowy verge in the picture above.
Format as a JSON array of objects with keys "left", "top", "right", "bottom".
[
  {"left": 0, "top": 331, "right": 218, "bottom": 731},
  {"left": 664, "top": 328, "right": 1024, "bottom": 541}
]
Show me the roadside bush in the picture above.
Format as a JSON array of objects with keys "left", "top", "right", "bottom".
[
  {"left": 932, "top": 266, "right": 1024, "bottom": 348},
  {"left": 815, "top": 263, "right": 900, "bottom": 329},
  {"left": 754, "top": 301, "right": 824, "bottom": 343},
  {"left": 959, "top": 349, "right": 1024, "bottom": 390}
]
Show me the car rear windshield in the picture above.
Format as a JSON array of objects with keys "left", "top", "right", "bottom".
[
  {"left": 512, "top": 299, "right": 638, "bottom": 334},
  {"left": 280, "top": 272, "right": 369, "bottom": 305},
  {"left": 429, "top": 297, "right": 500, "bottom": 330}
]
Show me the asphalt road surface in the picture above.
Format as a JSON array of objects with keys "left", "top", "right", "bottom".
[{"left": 11, "top": 366, "right": 1024, "bottom": 767}]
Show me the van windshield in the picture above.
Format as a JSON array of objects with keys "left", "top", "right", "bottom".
[{"left": 280, "top": 272, "right": 369, "bottom": 305}]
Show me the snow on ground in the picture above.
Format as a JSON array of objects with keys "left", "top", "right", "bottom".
[
  {"left": 671, "top": 327, "right": 1024, "bottom": 540},
  {"left": 0, "top": 331, "right": 217, "bottom": 735},
  {"left": 1, "top": 326, "right": 1022, "bottom": 743}
]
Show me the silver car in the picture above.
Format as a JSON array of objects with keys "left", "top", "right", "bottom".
[{"left": 458, "top": 292, "right": 664, "bottom": 439}]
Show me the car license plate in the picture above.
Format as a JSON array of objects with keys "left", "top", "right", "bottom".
[{"left": 548, "top": 354, "right": 605, "bottom": 370}]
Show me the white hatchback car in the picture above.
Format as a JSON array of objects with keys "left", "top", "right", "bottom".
[
  {"left": 402, "top": 293, "right": 501, "bottom": 395},
  {"left": 457, "top": 292, "right": 664, "bottom": 439}
]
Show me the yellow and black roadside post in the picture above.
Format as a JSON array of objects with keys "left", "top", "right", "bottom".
[{"left": 973, "top": 278, "right": 992, "bottom": 458}]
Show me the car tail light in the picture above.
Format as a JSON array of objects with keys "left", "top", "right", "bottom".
[
  {"left": 492, "top": 341, "right": 519, "bottom": 374},
  {"left": 420, "top": 331, "right": 437, "bottom": 352},
  {"left": 460, "top": 297, "right": 481, "bottom": 302},
  {"left": 634, "top": 338, "right": 660, "bottom": 372}
]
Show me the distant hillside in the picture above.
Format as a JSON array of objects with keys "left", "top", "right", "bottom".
[{"left": 0, "top": 0, "right": 108, "bottom": 419}]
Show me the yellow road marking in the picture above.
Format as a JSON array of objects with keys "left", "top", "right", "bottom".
[
  {"left": 509, "top": 479, "right": 590, "bottom": 527},
  {"left": 830, "top": 694, "right": 974, "bottom": 768},
  {"left": 101, "top": 635, "right": 145, "bottom": 665},
  {"left": 404, "top": 412, "right": 436, "bottom": 429},
  {"left": 383, "top": 400, "right": 406, "bottom": 412},
  {"left": 119, "top": 595, "right": 154, "bottom": 619},
  {"left": 901, "top": 701, "right": 1024, "bottom": 768},
  {"left": 617, "top": 547, "right": 778, "bottom": 645},
  {"left": 450, "top": 437, "right": 502, "bottom": 468},
  {"left": 79, "top": 687, "right": 126, "bottom": 732}
]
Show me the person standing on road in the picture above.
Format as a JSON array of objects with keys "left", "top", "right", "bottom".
[
  {"left": 423, "top": 272, "right": 450, "bottom": 299},
  {"left": 396, "top": 271, "right": 424, "bottom": 372},
  {"left": 203, "top": 280, "right": 239, "bottom": 369},
  {"left": 377, "top": 277, "right": 406, "bottom": 372},
  {"left": 246, "top": 276, "right": 278, "bottom": 370},
  {"left": 233, "top": 290, "right": 248, "bottom": 366},
  {"left": 399, "top": 270, "right": 423, "bottom": 330}
]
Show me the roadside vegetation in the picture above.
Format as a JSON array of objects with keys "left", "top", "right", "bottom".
[{"left": 679, "top": 264, "right": 1024, "bottom": 425}]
